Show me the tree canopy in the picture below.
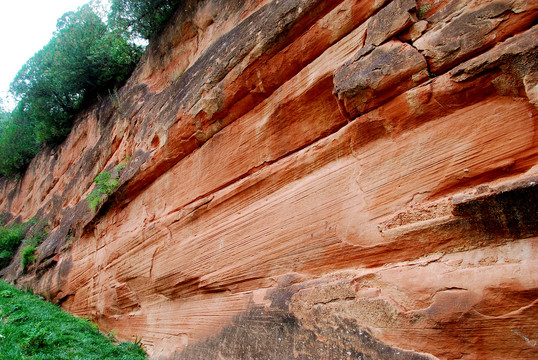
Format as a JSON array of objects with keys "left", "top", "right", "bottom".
[
  {"left": 9, "top": 4, "right": 143, "bottom": 144},
  {"left": 109, "top": 0, "right": 183, "bottom": 40},
  {"left": 0, "top": 105, "right": 39, "bottom": 177},
  {"left": 0, "top": 0, "right": 183, "bottom": 177}
]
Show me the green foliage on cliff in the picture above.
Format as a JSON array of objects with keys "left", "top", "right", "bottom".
[
  {"left": 9, "top": 4, "right": 143, "bottom": 145},
  {"left": 109, "top": 0, "right": 183, "bottom": 40},
  {"left": 0, "top": 101, "right": 9, "bottom": 123},
  {"left": 20, "top": 224, "right": 48, "bottom": 270},
  {"left": 1, "top": 1, "right": 162, "bottom": 177},
  {"left": 87, "top": 171, "right": 120, "bottom": 211},
  {"left": 20, "top": 245, "right": 37, "bottom": 270},
  {"left": 0, "top": 105, "right": 40, "bottom": 177},
  {"left": 0, "top": 224, "right": 25, "bottom": 269},
  {"left": 0, "top": 281, "right": 147, "bottom": 359},
  {"left": 0, "top": 0, "right": 185, "bottom": 178},
  {"left": 0, "top": 218, "right": 47, "bottom": 270}
]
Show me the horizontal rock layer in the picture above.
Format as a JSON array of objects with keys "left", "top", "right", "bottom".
[{"left": 1, "top": 0, "right": 537, "bottom": 359}]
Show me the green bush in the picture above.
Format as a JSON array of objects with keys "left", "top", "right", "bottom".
[
  {"left": 0, "top": 224, "right": 24, "bottom": 268},
  {"left": 0, "top": 218, "right": 48, "bottom": 270},
  {"left": 87, "top": 171, "right": 120, "bottom": 211},
  {"left": 20, "top": 245, "right": 37, "bottom": 270},
  {"left": 20, "top": 224, "right": 48, "bottom": 270}
]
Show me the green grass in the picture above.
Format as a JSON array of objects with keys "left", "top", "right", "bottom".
[{"left": 0, "top": 281, "right": 147, "bottom": 359}]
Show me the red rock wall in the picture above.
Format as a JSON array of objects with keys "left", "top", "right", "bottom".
[{"left": 1, "top": 0, "right": 537, "bottom": 359}]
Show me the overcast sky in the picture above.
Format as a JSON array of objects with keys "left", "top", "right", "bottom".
[{"left": 0, "top": 0, "right": 110, "bottom": 110}]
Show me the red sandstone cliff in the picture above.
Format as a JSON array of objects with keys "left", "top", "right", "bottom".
[{"left": 1, "top": 0, "right": 537, "bottom": 359}]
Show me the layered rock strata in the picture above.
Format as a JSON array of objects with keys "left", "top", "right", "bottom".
[{"left": 1, "top": 0, "right": 537, "bottom": 359}]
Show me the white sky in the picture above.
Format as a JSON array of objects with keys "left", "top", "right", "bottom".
[{"left": 0, "top": 0, "right": 110, "bottom": 110}]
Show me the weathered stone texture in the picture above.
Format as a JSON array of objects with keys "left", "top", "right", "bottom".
[
  {"left": 334, "top": 40, "right": 429, "bottom": 118},
  {"left": 1, "top": 0, "right": 537, "bottom": 359},
  {"left": 364, "top": 0, "right": 417, "bottom": 46}
]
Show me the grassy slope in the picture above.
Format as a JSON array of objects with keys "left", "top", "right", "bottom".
[{"left": 0, "top": 281, "right": 146, "bottom": 359}]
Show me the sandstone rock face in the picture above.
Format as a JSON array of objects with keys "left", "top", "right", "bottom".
[
  {"left": 334, "top": 40, "right": 429, "bottom": 117},
  {"left": 1, "top": 0, "right": 537, "bottom": 359}
]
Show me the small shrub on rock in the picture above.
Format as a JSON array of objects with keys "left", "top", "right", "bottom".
[{"left": 87, "top": 171, "right": 120, "bottom": 211}]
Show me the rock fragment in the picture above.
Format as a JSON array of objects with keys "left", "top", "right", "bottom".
[{"left": 334, "top": 40, "right": 428, "bottom": 118}]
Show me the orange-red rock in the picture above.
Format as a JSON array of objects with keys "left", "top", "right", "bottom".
[{"left": 1, "top": 0, "right": 537, "bottom": 359}]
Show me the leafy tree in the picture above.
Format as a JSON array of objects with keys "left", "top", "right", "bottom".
[
  {"left": 0, "top": 104, "right": 39, "bottom": 177},
  {"left": 0, "top": 0, "right": 183, "bottom": 177},
  {"left": 109, "top": 0, "right": 183, "bottom": 40},
  {"left": 10, "top": 4, "right": 143, "bottom": 144},
  {"left": 0, "top": 105, "right": 9, "bottom": 125},
  {"left": 0, "top": 97, "right": 11, "bottom": 125}
]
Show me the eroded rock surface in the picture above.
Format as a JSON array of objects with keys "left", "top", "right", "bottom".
[
  {"left": 1, "top": 0, "right": 537, "bottom": 359},
  {"left": 333, "top": 40, "right": 428, "bottom": 117}
]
